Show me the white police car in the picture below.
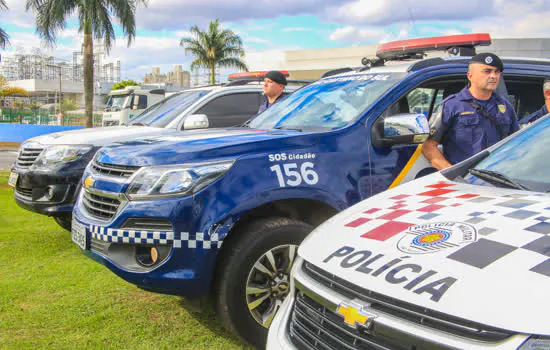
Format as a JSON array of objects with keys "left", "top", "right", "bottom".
[{"left": 268, "top": 113, "right": 550, "bottom": 349}]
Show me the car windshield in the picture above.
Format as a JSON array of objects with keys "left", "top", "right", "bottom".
[
  {"left": 127, "top": 90, "right": 211, "bottom": 128},
  {"left": 463, "top": 116, "right": 550, "bottom": 192},
  {"left": 106, "top": 94, "right": 131, "bottom": 110},
  {"left": 249, "top": 73, "right": 406, "bottom": 131}
]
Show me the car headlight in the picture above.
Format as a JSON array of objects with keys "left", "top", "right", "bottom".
[
  {"left": 126, "top": 160, "right": 234, "bottom": 200},
  {"left": 519, "top": 337, "right": 550, "bottom": 349},
  {"left": 35, "top": 145, "right": 93, "bottom": 167}
]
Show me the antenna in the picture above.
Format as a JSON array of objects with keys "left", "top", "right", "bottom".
[{"left": 406, "top": 3, "right": 419, "bottom": 38}]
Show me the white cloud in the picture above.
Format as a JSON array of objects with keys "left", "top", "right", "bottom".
[
  {"left": 327, "top": 0, "right": 495, "bottom": 26},
  {"left": 281, "top": 27, "right": 311, "bottom": 32}
]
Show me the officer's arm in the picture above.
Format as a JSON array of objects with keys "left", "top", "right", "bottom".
[
  {"left": 422, "top": 104, "right": 453, "bottom": 171},
  {"left": 509, "top": 102, "right": 520, "bottom": 133}
]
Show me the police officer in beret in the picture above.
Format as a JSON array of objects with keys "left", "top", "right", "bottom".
[
  {"left": 422, "top": 53, "right": 519, "bottom": 170},
  {"left": 519, "top": 79, "right": 550, "bottom": 125},
  {"left": 257, "top": 70, "right": 287, "bottom": 114}
]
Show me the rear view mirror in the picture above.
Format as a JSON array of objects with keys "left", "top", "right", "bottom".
[
  {"left": 372, "top": 113, "right": 429, "bottom": 147},
  {"left": 184, "top": 114, "right": 209, "bottom": 130}
]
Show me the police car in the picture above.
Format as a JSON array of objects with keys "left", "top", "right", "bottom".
[
  {"left": 267, "top": 111, "right": 550, "bottom": 350},
  {"left": 10, "top": 81, "right": 300, "bottom": 231},
  {"left": 71, "top": 34, "right": 550, "bottom": 348}
]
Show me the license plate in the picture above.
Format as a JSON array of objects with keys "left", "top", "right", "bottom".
[
  {"left": 8, "top": 171, "right": 18, "bottom": 187},
  {"left": 71, "top": 220, "right": 88, "bottom": 250}
]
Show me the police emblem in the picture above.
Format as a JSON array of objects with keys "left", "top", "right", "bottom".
[
  {"left": 498, "top": 104, "right": 506, "bottom": 114},
  {"left": 397, "top": 222, "right": 476, "bottom": 254},
  {"left": 485, "top": 56, "right": 493, "bottom": 64}
]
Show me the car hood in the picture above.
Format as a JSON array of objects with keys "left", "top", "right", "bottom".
[
  {"left": 95, "top": 128, "right": 318, "bottom": 166},
  {"left": 300, "top": 172, "right": 550, "bottom": 335},
  {"left": 27, "top": 126, "right": 170, "bottom": 147}
]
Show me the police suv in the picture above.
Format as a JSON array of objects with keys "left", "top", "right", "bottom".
[
  {"left": 267, "top": 109, "right": 550, "bottom": 350},
  {"left": 10, "top": 82, "right": 296, "bottom": 231},
  {"left": 71, "top": 34, "right": 550, "bottom": 348}
]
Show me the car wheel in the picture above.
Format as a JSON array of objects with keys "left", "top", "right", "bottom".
[
  {"left": 213, "top": 217, "right": 312, "bottom": 349},
  {"left": 53, "top": 215, "right": 72, "bottom": 232}
]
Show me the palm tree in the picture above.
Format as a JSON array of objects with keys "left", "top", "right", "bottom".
[
  {"left": 180, "top": 19, "right": 248, "bottom": 85},
  {"left": 0, "top": 0, "right": 9, "bottom": 49},
  {"left": 26, "top": 0, "right": 148, "bottom": 128}
]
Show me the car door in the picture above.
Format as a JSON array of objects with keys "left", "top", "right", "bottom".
[{"left": 194, "top": 92, "right": 262, "bottom": 128}]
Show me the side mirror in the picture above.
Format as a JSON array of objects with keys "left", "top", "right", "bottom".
[
  {"left": 372, "top": 113, "right": 429, "bottom": 147},
  {"left": 184, "top": 114, "right": 209, "bottom": 130}
]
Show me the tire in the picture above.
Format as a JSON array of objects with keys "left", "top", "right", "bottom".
[
  {"left": 213, "top": 217, "right": 313, "bottom": 349},
  {"left": 53, "top": 215, "right": 72, "bottom": 232}
]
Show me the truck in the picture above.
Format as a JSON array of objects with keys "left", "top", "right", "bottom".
[
  {"left": 71, "top": 34, "right": 550, "bottom": 347},
  {"left": 267, "top": 113, "right": 550, "bottom": 350},
  {"left": 102, "top": 86, "right": 165, "bottom": 127},
  {"left": 11, "top": 82, "right": 300, "bottom": 231}
]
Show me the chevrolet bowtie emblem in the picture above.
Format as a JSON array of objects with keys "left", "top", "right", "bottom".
[
  {"left": 336, "top": 301, "right": 377, "bottom": 330},
  {"left": 84, "top": 176, "right": 95, "bottom": 190}
]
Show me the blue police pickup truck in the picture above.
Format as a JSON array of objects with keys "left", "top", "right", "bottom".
[{"left": 71, "top": 49, "right": 550, "bottom": 346}]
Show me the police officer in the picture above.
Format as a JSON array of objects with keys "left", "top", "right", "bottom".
[
  {"left": 257, "top": 70, "right": 287, "bottom": 114},
  {"left": 519, "top": 79, "right": 550, "bottom": 125},
  {"left": 422, "top": 53, "right": 519, "bottom": 170}
]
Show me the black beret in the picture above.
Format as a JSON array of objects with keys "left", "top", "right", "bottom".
[
  {"left": 469, "top": 53, "right": 504, "bottom": 72},
  {"left": 264, "top": 70, "right": 287, "bottom": 85}
]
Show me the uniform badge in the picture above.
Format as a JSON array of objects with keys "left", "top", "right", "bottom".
[
  {"left": 498, "top": 104, "right": 506, "bottom": 114},
  {"left": 485, "top": 56, "right": 493, "bottom": 64},
  {"left": 430, "top": 127, "right": 435, "bottom": 135}
]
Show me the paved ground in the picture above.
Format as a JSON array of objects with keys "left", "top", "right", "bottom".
[{"left": 0, "top": 150, "right": 18, "bottom": 170}]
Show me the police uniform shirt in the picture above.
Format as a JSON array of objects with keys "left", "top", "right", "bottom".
[
  {"left": 519, "top": 104, "right": 548, "bottom": 125},
  {"left": 429, "top": 86, "right": 519, "bottom": 165},
  {"left": 257, "top": 94, "right": 284, "bottom": 115}
]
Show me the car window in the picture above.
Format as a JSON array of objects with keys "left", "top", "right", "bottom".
[
  {"left": 128, "top": 90, "right": 211, "bottom": 128},
  {"left": 505, "top": 78, "right": 545, "bottom": 120},
  {"left": 195, "top": 92, "right": 261, "bottom": 128},
  {"left": 463, "top": 117, "right": 550, "bottom": 192},
  {"left": 250, "top": 73, "right": 406, "bottom": 131}
]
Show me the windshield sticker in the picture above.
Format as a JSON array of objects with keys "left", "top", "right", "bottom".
[
  {"left": 397, "top": 222, "right": 477, "bottom": 254},
  {"left": 323, "top": 246, "right": 457, "bottom": 302},
  {"left": 315, "top": 74, "right": 391, "bottom": 85}
]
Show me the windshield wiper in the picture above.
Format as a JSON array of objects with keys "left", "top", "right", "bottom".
[
  {"left": 469, "top": 169, "right": 531, "bottom": 191},
  {"left": 274, "top": 126, "right": 303, "bottom": 132},
  {"left": 129, "top": 122, "right": 147, "bottom": 126}
]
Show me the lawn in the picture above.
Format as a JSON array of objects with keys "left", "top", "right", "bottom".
[{"left": 0, "top": 172, "right": 248, "bottom": 348}]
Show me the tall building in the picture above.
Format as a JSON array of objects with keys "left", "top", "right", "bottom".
[{"left": 143, "top": 65, "right": 190, "bottom": 88}]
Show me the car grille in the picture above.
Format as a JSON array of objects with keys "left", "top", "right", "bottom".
[
  {"left": 82, "top": 190, "right": 121, "bottom": 221},
  {"left": 299, "top": 262, "right": 513, "bottom": 344},
  {"left": 16, "top": 146, "right": 44, "bottom": 168},
  {"left": 290, "top": 291, "right": 410, "bottom": 350},
  {"left": 15, "top": 186, "right": 32, "bottom": 198},
  {"left": 90, "top": 161, "right": 140, "bottom": 178}
]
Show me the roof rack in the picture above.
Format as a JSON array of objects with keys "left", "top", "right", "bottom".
[
  {"left": 320, "top": 67, "right": 355, "bottom": 78},
  {"left": 224, "top": 78, "right": 312, "bottom": 87}
]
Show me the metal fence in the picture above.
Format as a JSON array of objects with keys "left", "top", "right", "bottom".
[{"left": 0, "top": 108, "right": 103, "bottom": 126}]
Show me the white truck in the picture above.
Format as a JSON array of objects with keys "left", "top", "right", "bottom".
[{"left": 102, "top": 86, "right": 165, "bottom": 126}]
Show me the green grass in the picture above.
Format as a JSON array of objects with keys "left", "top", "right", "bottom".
[{"left": 0, "top": 172, "right": 248, "bottom": 348}]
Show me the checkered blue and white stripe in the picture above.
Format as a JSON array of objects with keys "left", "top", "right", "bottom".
[{"left": 89, "top": 225, "right": 223, "bottom": 249}]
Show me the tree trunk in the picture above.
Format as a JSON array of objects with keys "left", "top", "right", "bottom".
[
  {"left": 210, "top": 65, "right": 215, "bottom": 85},
  {"left": 83, "top": 28, "right": 94, "bottom": 128}
]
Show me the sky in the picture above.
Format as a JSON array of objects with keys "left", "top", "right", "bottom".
[{"left": 1, "top": 0, "right": 550, "bottom": 81}]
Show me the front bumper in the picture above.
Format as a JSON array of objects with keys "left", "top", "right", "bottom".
[
  {"left": 267, "top": 259, "right": 530, "bottom": 350},
  {"left": 12, "top": 166, "right": 84, "bottom": 216},
  {"left": 73, "top": 193, "right": 221, "bottom": 297}
]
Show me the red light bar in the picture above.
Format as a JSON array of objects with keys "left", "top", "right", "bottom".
[
  {"left": 377, "top": 33, "right": 492, "bottom": 59},
  {"left": 228, "top": 70, "right": 289, "bottom": 81}
]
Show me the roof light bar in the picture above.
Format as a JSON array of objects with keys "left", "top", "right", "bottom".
[
  {"left": 228, "top": 71, "right": 289, "bottom": 81},
  {"left": 376, "top": 33, "right": 492, "bottom": 60}
]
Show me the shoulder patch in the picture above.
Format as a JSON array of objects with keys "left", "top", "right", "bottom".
[{"left": 498, "top": 104, "right": 506, "bottom": 114}]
